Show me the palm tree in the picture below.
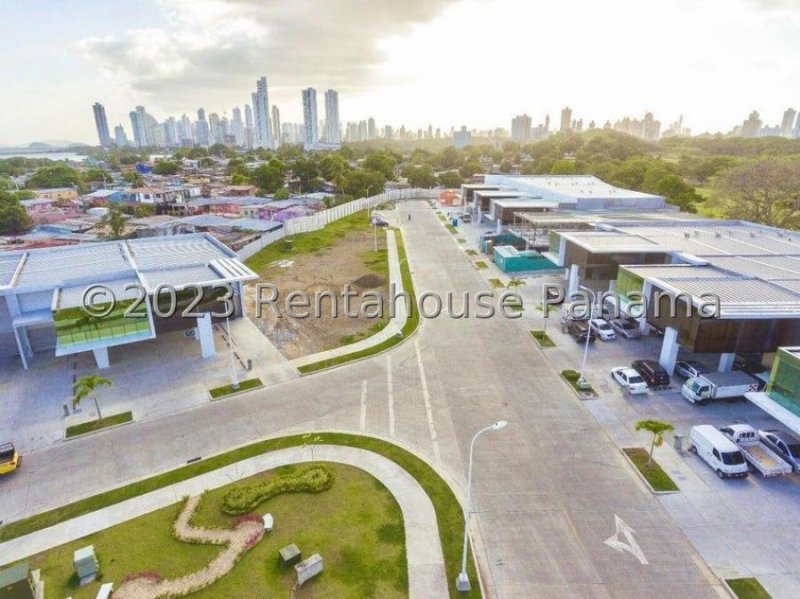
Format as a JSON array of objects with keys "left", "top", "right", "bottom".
[
  {"left": 73, "top": 374, "right": 113, "bottom": 421},
  {"left": 507, "top": 277, "right": 526, "bottom": 291},
  {"left": 635, "top": 419, "right": 675, "bottom": 467}
]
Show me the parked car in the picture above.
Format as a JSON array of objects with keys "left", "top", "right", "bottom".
[
  {"left": 371, "top": 215, "right": 389, "bottom": 227},
  {"left": 590, "top": 318, "right": 616, "bottom": 341},
  {"left": 674, "top": 360, "right": 710, "bottom": 379},
  {"left": 720, "top": 424, "right": 792, "bottom": 477},
  {"left": 609, "top": 317, "right": 641, "bottom": 339},
  {"left": 0, "top": 443, "right": 20, "bottom": 475},
  {"left": 460, "top": 212, "right": 472, "bottom": 223},
  {"left": 610, "top": 367, "right": 648, "bottom": 394},
  {"left": 759, "top": 429, "right": 800, "bottom": 473},
  {"left": 631, "top": 359, "right": 670, "bottom": 387},
  {"left": 568, "top": 320, "right": 596, "bottom": 343},
  {"left": 689, "top": 425, "right": 749, "bottom": 479}
]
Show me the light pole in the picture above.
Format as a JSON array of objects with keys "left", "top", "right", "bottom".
[
  {"left": 226, "top": 317, "right": 239, "bottom": 390},
  {"left": 457, "top": 420, "right": 508, "bottom": 592},
  {"left": 577, "top": 285, "right": 596, "bottom": 388}
]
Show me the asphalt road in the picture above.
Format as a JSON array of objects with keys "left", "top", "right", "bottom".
[{"left": 1, "top": 201, "right": 723, "bottom": 598}]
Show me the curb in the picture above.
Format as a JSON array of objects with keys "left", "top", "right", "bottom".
[
  {"left": 620, "top": 448, "right": 681, "bottom": 495},
  {"left": 63, "top": 414, "right": 135, "bottom": 442}
]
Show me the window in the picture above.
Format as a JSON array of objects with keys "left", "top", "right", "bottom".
[
  {"left": 713, "top": 449, "right": 721, "bottom": 460},
  {"left": 722, "top": 452, "right": 745, "bottom": 466}
]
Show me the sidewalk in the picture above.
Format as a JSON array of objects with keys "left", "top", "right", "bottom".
[
  {"left": 0, "top": 445, "right": 448, "bottom": 599},
  {"left": 290, "top": 228, "right": 408, "bottom": 368}
]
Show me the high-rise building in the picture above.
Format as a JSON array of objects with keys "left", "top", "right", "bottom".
[
  {"left": 251, "top": 76, "right": 274, "bottom": 149},
  {"left": 323, "top": 89, "right": 341, "bottom": 146},
  {"left": 92, "top": 102, "right": 111, "bottom": 147},
  {"left": 129, "top": 107, "right": 147, "bottom": 147},
  {"left": 511, "top": 114, "right": 532, "bottom": 141},
  {"left": 231, "top": 107, "right": 245, "bottom": 146},
  {"left": 178, "top": 114, "right": 193, "bottom": 145},
  {"left": 367, "top": 117, "right": 377, "bottom": 140},
  {"left": 163, "top": 117, "right": 177, "bottom": 147},
  {"left": 208, "top": 112, "right": 221, "bottom": 145},
  {"left": 560, "top": 107, "right": 572, "bottom": 132},
  {"left": 302, "top": 87, "right": 319, "bottom": 149},
  {"left": 781, "top": 108, "right": 797, "bottom": 137},
  {"left": 544, "top": 114, "right": 551, "bottom": 134},
  {"left": 244, "top": 104, "right": 254, "bottom": 149},
  {"left": 195, "top": 108, "right": 210, "bottom": 146},
  {"left": 113, "top": 124, "right": 128, "bottom": 148},
  {"left": 453, "top": 125, "right": 471, "bottom": 148},
  {"left": 383, "top": 125, "right": 393, "bottom": 140},
  {"left": 271, "top": 105, "right": 281, "bottom": 147},
  {"left": 741, "top": 110, "right": 763, "bottom": 138}
]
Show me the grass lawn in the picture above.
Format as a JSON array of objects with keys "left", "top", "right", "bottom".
[
  {"left": 457, "top": 238, "right": 467, "bottom": 243},
  {"left": 560, "top": 369, "right": 597, "bottom": 396},
  {"left": 622, "top": 448, "right": 680, "bottom": 492},
  {"left": 445, "top": 224, "right": 458, "bottom": 234},
  {"left": 65, "top": 412, "right": 133, "bottom": 439},
  {"left": 297, "top": 228, "right": 419, "bottom": 374},
  {"left": 465, "top": 249, "right": 477, "bottom": 256},
  {"left": 530, "top": 330, "right": 555, "bottom": 347},
  {"left": 488, "top": 278, "right": 504, "bottom": 289},
  {"left": 22, "top": 463, "right": 407, "bottom": 599},
  {"left": 208, "top": 378, "right": 264, "bottom": 400},
  {"left": 473, "top": 261, "right": 488, "bottom": 270},
  {"left": 0, "top": 433, "right": 479, "bottom": 598},
  {"left": 727, "top": 578, "right": 772, "bottom": 599},
  {"left": 244, "top": 209, "right": 371, "bottom": 272}
]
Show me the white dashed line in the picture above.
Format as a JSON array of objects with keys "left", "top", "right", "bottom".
[{"left": 415, "top": 338, "right": 441, "bottom": 463}]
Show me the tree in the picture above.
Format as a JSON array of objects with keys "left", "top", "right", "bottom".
[
  {"left": 152, "top": 160, "right": 181, "bottom": 175},
  {"left": 437, "top": 170, "right": 463, "bottom": 189},
  {"left": 0, "top": 191, "right": 32, "bottom": 234},
  {"left": 27, "top": 164, "right": 81, "bottom": 189},
  {"left": 342, "top": 169, "right": 386, "bottom": 198},
  {"left": 252, "top": 164, "right": 284, "bottom": 194},
  {"left": 134, "top": 204, "right": 155, "bottom": 217},
  {"left": 507, "top": 277, "right": 526, "bottom": 290},
  {"left": 73, "top": 374, "right": 113, "bottom": 421},
  {"left": 273, "top": 187, "right": 290, "bottom": 200},
  {"left": 635, "top": 419, "right": 674, "bottom": 467},
  {"left": 122, "top": 171, "right": 145, "bottom": 187},
  {"left": 405, "top": 165, "right": 436, "bottom": 188},
  {"left": 362, "top": 150, "right": 397, "bottom": 180},
  {"left": 654, "top": 174, "right": 702, "bottom": 213},
  {"left": 103, "top": 205, "right": 127, "bottom": 239},
  {"left": 549, "top": 159, "right": 577, "bottom": 175},
  {"left": 710, "top": 158, "right": 800, "bottom": 228},
  {"left": 499, "top": 160, "right": 513, "bottom": 174}
]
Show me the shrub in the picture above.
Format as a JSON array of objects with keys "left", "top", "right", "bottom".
[{"left": 222, "top": 465, "right": 335, "bottom": 515}]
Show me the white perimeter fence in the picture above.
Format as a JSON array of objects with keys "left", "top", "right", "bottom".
[{"left": 237, "top": 188, "right": 439, "bottom": 260}]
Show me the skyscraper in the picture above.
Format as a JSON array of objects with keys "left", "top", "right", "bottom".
[
  {"left": 113, "top": 124, "right": 128, "bottom": 148},
  {"left": 741, "top": 110, "right": 762, "bottom": 138},
  {"left": 511, "top": 114, "right": 532, "bottom": 141},
  {"left": 195, "top": 108, "right": 210, "bottom": 146},
  {"left": 781, "top": 108, "right": 797, "bottom": 137},
  {"left": 92, "top": 102, "right": 111, "bottom": 147},
  {"left": 560, "top": 107, "right": 572, "bottom": 132},
  {"left": 129, "top": 107, "right": 147, "bottom": 147},
  {"left": 367, "top": 117, "right": 377, "bottom": 140},
  {"left": 251, "top": 76, "right": 274, "bottom": 149},
  {"left": 208, "top": 113, "right": 221, "bottom": 145},
  {"left": 231, "top": 107, "right": 245, "bottom": 146},
  {"left": 323, "top": 89, "right": 341, "bottom": 146},
  {"left": 302, "top": 87, "right": 319, "bottom": 149},
  {"left": 271, "top": 105, "right": 281, "bottom": 147},
  {"left": 244, "top": 104, "right": 254, "bottom": 149},
  {"left": 163, "top": 117, "right": 177, "bottom": 147}
]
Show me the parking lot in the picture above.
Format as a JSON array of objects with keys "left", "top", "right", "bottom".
[{"left": 449, "top": 214, "right": 800, "bottom": 598}]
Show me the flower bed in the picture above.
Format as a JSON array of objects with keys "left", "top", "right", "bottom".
[{"left": 222, "top": 465, "right": 335, "bottom": 515}]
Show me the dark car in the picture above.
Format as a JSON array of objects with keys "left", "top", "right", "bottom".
[
  {"left": 631, "top": 359, "right": 670, "bottom": 387},
  {"left": 759, "top": 429, "right": 800, "bottom": 472},
  {"left": 568, "top": 320, "right": 596, "bottom": 344},
  {"left": 674, "top": 360, "right": 710, "bottom": 379}
]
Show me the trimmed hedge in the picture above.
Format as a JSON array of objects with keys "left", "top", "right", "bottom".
[{"left": 221, "top": 465, "right": 335, "bottom": 515}]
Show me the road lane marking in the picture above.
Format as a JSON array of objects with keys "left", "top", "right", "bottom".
[
  {"left": 604, "top": 515, "right": 648, "bottom": 565},
  {"left": 387, "top": 355, "right": 395, "bottom": 437},
  {"left": 360, "top": 379, "right": 367, "bottom": 431},
  {"left": 415, "top": 338, "right": 441, "bottom": 463}
]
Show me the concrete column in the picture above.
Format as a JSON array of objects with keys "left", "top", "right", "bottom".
[
  {"left": 659, "top": 326, "right": 680, "bottom": 375},
  {"left": 93, "top": 347, "right": 110, "bottom": 369},
  {"left": 639, "top": 281, "right": 652, "bottom": 334},
  {"left": 567, "top": 264, "right": 580, "bottom": 297},
  {"left": 496, "top": 219, "right": 502, "bottom": 234},
  {"left": 197, "top": 312, "right": 216, "bottom": 358},
  {"left": 13, "top": 328, "right": 29, "bottom": 370},
  {"left": 718, "top": 353, "right": 735, "bottom": 373}
]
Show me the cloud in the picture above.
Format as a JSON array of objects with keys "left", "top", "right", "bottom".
[
  {"left": 77, "top": 0, "right": 457, "bottom": 113},
  {"left": 745, "top": 0, "right": 800, "bottom": 8}
]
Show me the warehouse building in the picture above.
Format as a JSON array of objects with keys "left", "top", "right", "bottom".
[{"left": 0, "top": 234, "right": 257, "bottom": 370}]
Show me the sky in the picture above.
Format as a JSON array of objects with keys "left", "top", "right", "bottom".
[{"left": 1, "top": 0, "right": 799, "bottom": 145}]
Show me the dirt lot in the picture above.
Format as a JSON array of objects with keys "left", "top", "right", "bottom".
[{"left": 245, "top": 226, "right": 390, "bottom": 359}]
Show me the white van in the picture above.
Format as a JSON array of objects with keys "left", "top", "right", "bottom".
[{"left": 689, "top": 425, "right": 749, "bottom": 479}]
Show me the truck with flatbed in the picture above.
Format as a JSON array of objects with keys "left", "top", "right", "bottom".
[
  {"left": 680, "top": 371, "right": 760, "bottom": 405},
  {"left": 719, "top": 424, "right": 793, "bottom": 477}
]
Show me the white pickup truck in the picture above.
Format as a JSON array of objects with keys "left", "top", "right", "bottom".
[
  {"left": 681, "top": 371, "right": 760, "bottom": 405},
  {"left": 719, "top": 424, "right": 793, "bottom": 477}
]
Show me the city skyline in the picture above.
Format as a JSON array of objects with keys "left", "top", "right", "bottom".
[{"left": 1, "top": 0, "right": 799, "bottom": 144}]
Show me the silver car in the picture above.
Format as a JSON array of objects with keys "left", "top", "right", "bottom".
[
  {"left": 759, "top": 429, "right": 800, "bottom": 472},
  {"left": 609, "top": 317, "right": 641, "bottom": 339}
]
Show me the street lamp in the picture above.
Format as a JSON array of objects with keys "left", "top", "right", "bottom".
[
  {"left": 226, "top": 316, "right": 239, "bottom": 390},
  {"left": 577, "top": 285, "right": 596, "bottom": 388},
  {"left": 457, "top": 420, "right": 508, "bottom": 592}
]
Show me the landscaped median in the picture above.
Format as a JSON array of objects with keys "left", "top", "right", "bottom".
[
  {"left": 560, "top": 369, "right": 597, "bottom": 397},
  {"left": 622, "top": 447, "right": 679, "bottom": 493},
  {"left": 208, "top": 378, "right": 264, "bottom": 400},
  {"left": 726, "top": 577, "right": 772, "bottom": 599},
  {"left": 65, "top": 411, "right": 133, "bottom": 439},
  {"left": 296, "top": 228, "right": 420, "bottom": 374},
  {"left": 530, "top": 329, "right": 555, "bottom": 348},
  {"left": 0, "top": 433, "right": 480, "bottom": 599}
]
